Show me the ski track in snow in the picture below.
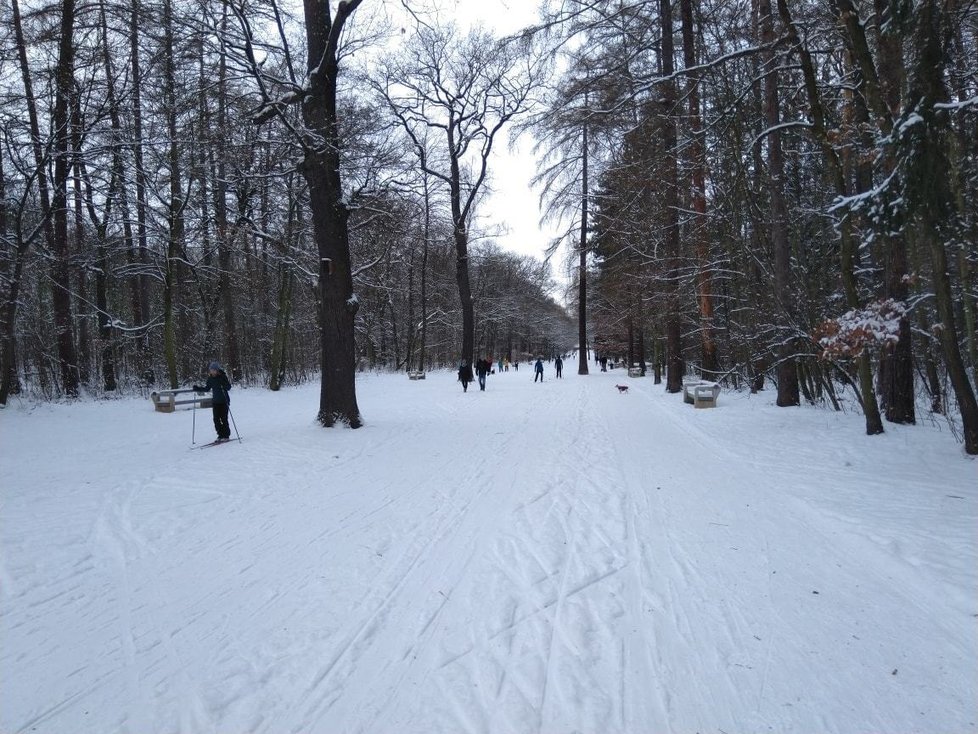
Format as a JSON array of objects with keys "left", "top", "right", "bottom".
[{"left": 1, "top": 368, "right": 976, "bottom": 734}]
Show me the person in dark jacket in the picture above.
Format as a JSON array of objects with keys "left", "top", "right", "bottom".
[
  {"left": 475, "top": 357, "right": 491, "bottom": 391},
  {"left": 554, "top": 355, "right": 563, "bottom": 379},
  {"left": 458, "top": 360, "right": 473, "bottom": 392},
  {"left": 534, "top": 357, "right": 544, "bottom": 383},
  {"left": 193, "top": 361, "right": 232, "bottom": 441}
]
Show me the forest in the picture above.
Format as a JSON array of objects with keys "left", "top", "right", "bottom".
[{"left": 1, "top": 0, "right": 976, "bottom": 452}]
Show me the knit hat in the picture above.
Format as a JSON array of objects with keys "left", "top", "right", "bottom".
[{"left": 208, "top": 361, "right": 221, "bottom": 371}]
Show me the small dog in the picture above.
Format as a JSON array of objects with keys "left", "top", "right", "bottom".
[{"left": 615, "top": 384, "right": 629, "bottom": 393}]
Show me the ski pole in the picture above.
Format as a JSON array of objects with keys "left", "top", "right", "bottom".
[
  {"left": 228, "top": 406, "right": 242, "bottom": 442},
  {"left": 191, "top": 392, "right": 197, "bottom": 444}
]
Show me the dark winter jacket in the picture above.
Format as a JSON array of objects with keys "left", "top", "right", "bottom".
[
  {"left": 458, "top": 363, "right": 473, "bottom": 383},
  {"left": 195, "top": 371, "right": 231, "bottom": 404},
  {"left": 475, "top": 359, "right": 491, "bottom": 377},
  {"left": 534, "top": 359, "right": 544, "bottom": 373}
]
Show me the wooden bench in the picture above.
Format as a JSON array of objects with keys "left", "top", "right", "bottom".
[
  {"left": 150, "top": 388, "right": 212, "bottom": 413},
  {"left": 408, "top": 371, "right": 426, "bottom": 380},
  {"left": 683, "top": 380, "right": 720, "bottom": 408}
]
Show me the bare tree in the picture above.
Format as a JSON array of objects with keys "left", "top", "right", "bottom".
[{"left": 377, "top": 22, "right": 536, "bottom": 365}]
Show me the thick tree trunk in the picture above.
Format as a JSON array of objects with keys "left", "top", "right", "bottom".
[
  {"left": 661, "top": 0, "right": 684, "bottom": 393},
  {"left": 681, "top": 0, "right": 717, "bottom": 379},
  {"left": 760, "top": 0, "right": 797, "bottom": 407},
  {"left": 161, "top": 0, "right": 183, "bottom": 389},
  {"left": 578, "top": 119, "right": 589, "bottom": 375},
  {"left": 130, "top": 0, "right": 151, "bottom": 353},
  {"left": 301, "top": 0, "right": 364, "bottom": 428},
  {"left": 214, "top": 10, "right": 242, "bottom": 382},
  {"left": 417, "top": 173, "right": 430, "bottom": 373},
  {"left": 50, "top": 0, "right": 80, "bottom": 396},
  {"left": 908, "top": 0, "right": 978, "bottom": 453}
]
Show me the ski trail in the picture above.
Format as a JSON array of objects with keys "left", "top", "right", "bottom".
[{"left": 2, "top": 370, "right": 974, "bottom": 734}]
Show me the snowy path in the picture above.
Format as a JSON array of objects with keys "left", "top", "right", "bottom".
[{"left": 1, "top": 367, "right": 975, "bottom": 733}]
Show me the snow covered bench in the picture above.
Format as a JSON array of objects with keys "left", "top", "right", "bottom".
[
  {"left": 682, "top": 381, "right": 720, "bottom": 408},
  {"left": 408, "top": 371, "right": 426, "bottom": 380},
  {"left": 150, "top": 389, "right": 212, "bottom": 413},
  {"left": 628, "top": 366, "right": 643, "bottom": 377}
]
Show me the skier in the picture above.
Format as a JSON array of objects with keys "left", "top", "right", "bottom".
[
  {"left": 555, "top": 355, "right": 563, "bottom": 379},
  {"left": 458, "top": 360, "right": 473, "bottom": 392},
  {"left": 193, "top": 361, "right": 232, "bottom": 442},
  {"left": 534, "top": 357, "right": 544, "bottom": 383}
]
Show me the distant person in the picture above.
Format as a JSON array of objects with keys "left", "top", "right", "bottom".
[
  {"left": 600, "top": 356, "right": 608, "bottom": 372},
  {"left": 555, "top": 355, "right": 563, "bottom": 379},
  {"left": 475, "top": 357, "right": 492, "bottom": 391},
  {"left": 514, "top": 361, "right": 519, "bottom": 371},
  {"left": 534, "top": 357, "right": 544, "bottom": 383},
  {"left": 458, "top": 360, "right": 473, "bottom": 392},
  {"left": 504, "top": 358, "right": 510, "bottom": 372},
  {"left": 193, "top": 361, "right": 232, "bottom": 442}
]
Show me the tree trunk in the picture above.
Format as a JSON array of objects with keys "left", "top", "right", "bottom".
[
  {"left": 578, "top": 118, "right": 589, "bottom": 375},
  {"left": 50, "top": 0, "right": 80, "bottom": 396},
  {"left": 130, "top": 0, "right": 151, "bottom": 355},
  {"left": 417, "top": 172, "right": 430, "bottom": 373},
  {"left": 839, "top": 0, "right": 915, "bottom": 424},
  {"left": 301, "top": 0, "right": 364, "bottom": 427},
  {"left": 214, "top": 5, "right": 242, "bottom": 381},
  {"left": 660, "top": 0, "right": 684, "bottom": 393},
  {"left": 760, "top": 0, "right": 797, "bottom": 407},
  {"left": 906, "top": 0, "right": 978, "bottom": 453},
  {"left": 161, "top": 0, "right": 183, "bottom": 389},
  {"left": 681, "top": 0, "right": 717, "bottom": 379}
]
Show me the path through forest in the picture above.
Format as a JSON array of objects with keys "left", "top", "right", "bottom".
[{"left": 1, "top": 366, "right": 975, "bottom": 733}]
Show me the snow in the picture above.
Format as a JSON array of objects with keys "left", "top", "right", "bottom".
[{"left": 2, "top": 367, "right": 976, "bottom": 733}]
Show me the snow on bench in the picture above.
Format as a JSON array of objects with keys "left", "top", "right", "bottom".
[
  {"left": 150, "top": 388, "right": 212, "bottom": 413},
  {"left": 682, "top": 380, "right": 720, "bottom": 409},
  {"left": 408, "top": 371, "right": 426, "bottom": 380}
]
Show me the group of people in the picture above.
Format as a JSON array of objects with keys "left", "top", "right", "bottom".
[{"left": 458, "top": 354, "right": 564, "bottom": 391}]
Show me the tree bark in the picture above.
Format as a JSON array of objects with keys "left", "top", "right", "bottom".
[
  {"left": 301, "top": 0, "right": 364, "bottom": 427},
  {"left": 906, "top": 1, "right": 978, "bottom": 452},
  {"left": 681, "top": 0, "right": 717, "bottom": 379},
  {"left": 129, "top": 0, "right": 151, "bottom": 354},
  {"left": 660, "top": 0, "right": 684, "bottom": 393},
  {"left": 50, "top": 0, "right": 81, "bottom": 396},
  {"left": 578, "top": 118, "right": 589, "bottom": 375},
  {"left": 759, "top": 0, "right": 797, "bottom": 407}
]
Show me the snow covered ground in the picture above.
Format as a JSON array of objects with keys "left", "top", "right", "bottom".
[{"left": 1, "top": 365, "right": 975, "bottom": 734}]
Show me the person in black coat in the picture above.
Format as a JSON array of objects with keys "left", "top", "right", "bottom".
[
  {"left": 193, "top": 361, "right": 232, "bottom": 441},
  {"left": 554, "top": 355, "right": 563, "bottom": 378},
  {"left": 458, "top": 360, "right": 473, "bottom": 392},
  {"left": 475, "top": 358, "right": 491, "bottom": 391}
]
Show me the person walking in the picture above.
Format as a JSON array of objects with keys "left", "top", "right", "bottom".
[
  {"left": 193, "top": 361, "right": 232, "bottom": 441},
  {"left": 534, "top": 357, "right": 544, "bottom": 383},
  {"left": 554, "top": 355, "right": 563, "bottom": 379},
  {"left": 475, "top": 357, "right": 491, "bottom": 391},
  {"left": 458, "top": 360, "right": 473, "bottom": 392}
]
